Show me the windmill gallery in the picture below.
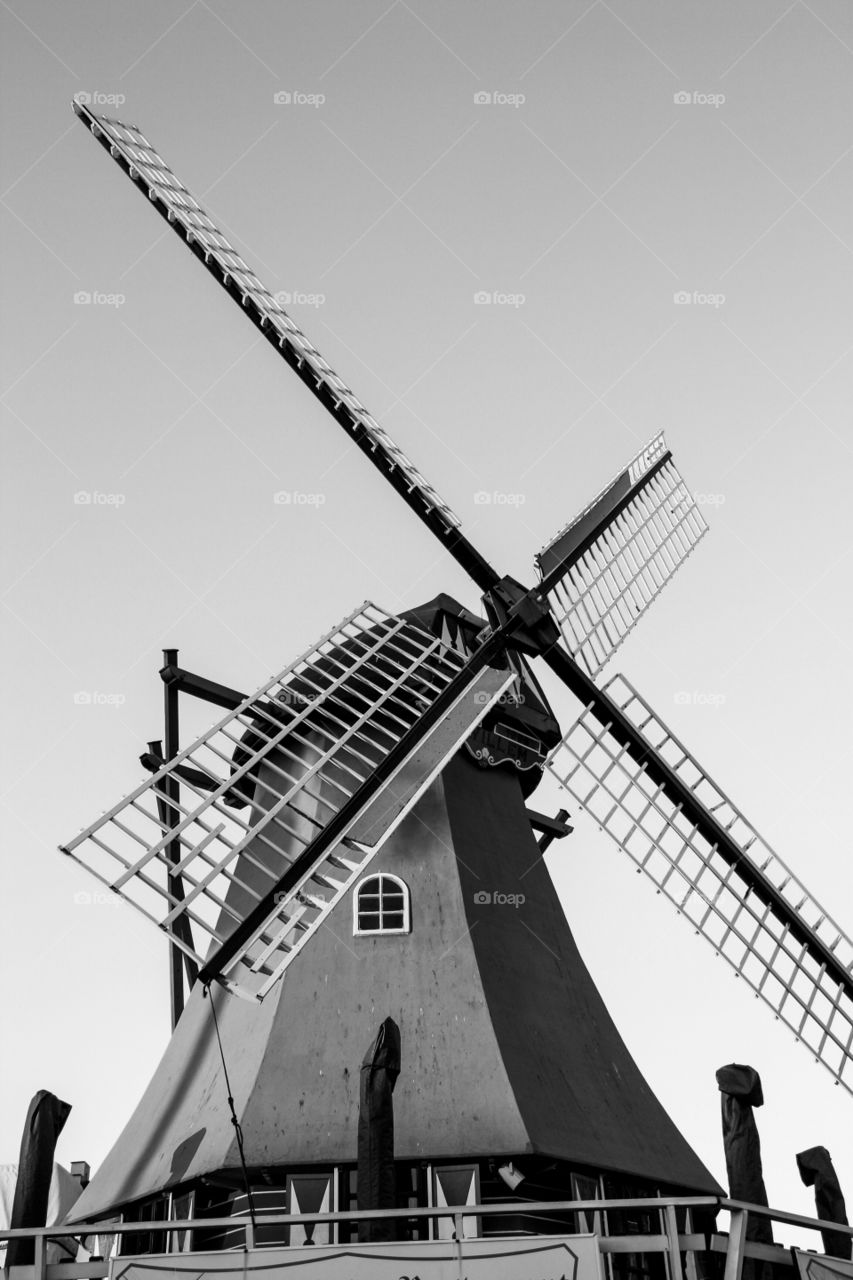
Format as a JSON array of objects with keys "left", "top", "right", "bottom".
[{"left": 3, "top": 101, "right": 853, "bottom": 1280}]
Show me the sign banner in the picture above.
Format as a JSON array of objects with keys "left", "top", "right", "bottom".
[
  {"left": 793, "top": 1248, "right": 853, "bottom": 1280},
  {"left": 111, "top": 1232, "right": 603, "bottom": 1280}
]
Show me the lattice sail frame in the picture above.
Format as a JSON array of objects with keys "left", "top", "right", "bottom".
[
  {"left": 548, "top": 673, "right": 853, "bottom": 1093},
  {"left": 74, "top": 103, "right": 459, "bottom": 534},
  {"left": 537, "top": 435, "right": 708, "bottom": 678},
  {"left": 61, "top": 603, "right": 510, "bottom": 1001}
]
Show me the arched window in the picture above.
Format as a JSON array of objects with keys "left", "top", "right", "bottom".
[{"left": 353, "top": 873, "right": 410, "bottom": 936}]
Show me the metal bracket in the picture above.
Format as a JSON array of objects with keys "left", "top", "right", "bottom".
[
  {"left": 160, "top": 662, "right": 245, "bottom": 711},
  {"left": 482, "top": 576, "right": 560, "bottom": 657},
  {"left": 526, "top": 807, "right": 573, "bottom": 852}
]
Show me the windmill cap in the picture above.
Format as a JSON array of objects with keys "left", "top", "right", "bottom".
[
  {"left": 716, "top": 1063, "right": 764, "bottom": 1106},
  {"left": 401, "top": 593, "right": 485, "bottom": 636}
]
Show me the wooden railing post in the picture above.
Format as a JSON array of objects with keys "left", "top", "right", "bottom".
[
  {"left": 33, "top": 1231, "right": 46, "bottom": 1280},
  {"left": 723, "top": 1209, "right": 748, "bottom": 1280},
  {"left": 664, "top": 1204, "right": 685, "bottom": 1280},
  {"left": 453, "top": 1212, "right": 465, "bottom": 1280}
]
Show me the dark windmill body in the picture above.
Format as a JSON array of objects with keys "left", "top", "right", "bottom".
[{"left": 57, "top": 102, "right": 853, "bottom": 1270}]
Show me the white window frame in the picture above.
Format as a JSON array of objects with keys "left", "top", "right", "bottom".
[
  {"left": 429, "top": 1163, "right": 481, "bottom": 1240},
  {"left": 353, "top": 872, "right": 411, "bottom": 936}
]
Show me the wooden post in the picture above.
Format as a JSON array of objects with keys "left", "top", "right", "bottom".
[
  {"left": 33, "top": 1230, "right": 46, "bottom": 1280},
  {"left": 723, "top": 1209, "right": 748, "bottom": 1280},
  {"left": 664, "top": 1203, "right": 685, "bottom": 1280}
]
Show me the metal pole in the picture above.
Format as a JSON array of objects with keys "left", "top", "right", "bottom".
[{"left": 163, "top": 647, "right": 184, "bottom": 1029}]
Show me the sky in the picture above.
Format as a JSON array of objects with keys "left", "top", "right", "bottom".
[{"left": 2, "top": 0, "right": 853, "bottom": 1248}]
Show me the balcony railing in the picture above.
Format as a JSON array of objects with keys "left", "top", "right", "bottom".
[{"left": 2, "top": 1195, "right": 851, "bottom": 1280}]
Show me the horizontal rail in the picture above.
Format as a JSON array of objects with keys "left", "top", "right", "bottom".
[
  {"left": 721, "top": 1197, "right": 853, "bottom": 1237},
  {"left": 4, "top": 1192, "right": 851, "bottom": 1237},
  {"left": 5, "top": 1194, "right": 849, "bottom": 1280}
]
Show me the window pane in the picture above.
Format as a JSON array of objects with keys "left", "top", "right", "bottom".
[{"left": 355, "top": 875, "right": 409, "bottom": 935}]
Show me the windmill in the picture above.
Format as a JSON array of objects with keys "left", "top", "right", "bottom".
[{"left": 61, "top": 102, "right": 853, "bottom": 1238}]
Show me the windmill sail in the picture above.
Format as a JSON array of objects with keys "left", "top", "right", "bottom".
[
  {"left": 61, "top": 603, "right": 512, "bottom": 1000},
  {"left": 536, "top": 435, "right": 707, "bottom": 677},
  {"left": 72, "top": 102, "right": 500, "bottom": 593},
  {"left": 547, "top": 672, "right": 853, "bottom": 1092}
]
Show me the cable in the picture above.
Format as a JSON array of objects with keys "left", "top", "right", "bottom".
[{"left": 204, "top": 983, "right": 258, "bottom": 1235}]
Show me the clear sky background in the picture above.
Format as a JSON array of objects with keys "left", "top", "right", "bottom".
[{"left": 2, "top": 0, "right": 853, "bottom": 1243}]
